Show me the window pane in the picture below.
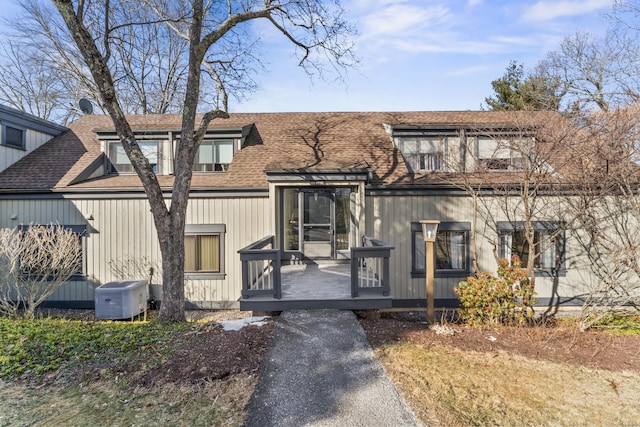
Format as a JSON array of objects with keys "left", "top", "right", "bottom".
[
  {"left": 403, "top": 140, "right": 417, "bottom": 154},
  {"left": 108, "top": 141, "right": 158, "bottom": 172},
  {"left": 436, "top": 231, "right": 466, "bottom": 270},
  {"left": 5, "top": 126, "right": 24, "bottom": 148},
  {"left": 139, "top": 141, "right": 158, "bottom": 163},
  {"left": 185, "top": 234, "right": 220, "bottom": 272},
  {"left": 283, "top": 189, "right": 299, "bottom": 251},
  {"left": 511, "top": 230, "right": 530, "bottom": 265},
  {"left": 414, "top": 232, "right": 425, "bottom": 272},
  {"left": 414, "top": 229, "right": 467, "bottom": 273},
  {"left": 335, "top": 189, "right": 351, "bottom": 250},
  {"left": 185, "top": 235, "right": 196, "bottom": 271},
  {"left": 215, "top": 141, "right": 234, "bottom": 164},
  {"left": 199, "top": 143, "right": 214, "bottom": 162},
  {"left": 419, "top": 138, "right": 439, "bottom": 153},
  {"left": 194, "top": 142, "right": 213, "bottom": 171},
  {"left": 109, "top": 142, "right": 129, "bottom": 164},
  {"left": 536, "top": 231, "right": 556, "bottom": 269},
  {"left": 198, "top": 235, "right": 220, "bottom": 272}
]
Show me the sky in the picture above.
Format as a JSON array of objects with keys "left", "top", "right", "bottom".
[
  {"left": 0, "top": 0, "right": 614, "bottom": 113},
  {"left": 232, "top": 0, "right": 614, "bottom": 112}
]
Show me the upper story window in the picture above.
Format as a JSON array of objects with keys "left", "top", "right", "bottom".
[
  {"left": 1, "top": 123, "right": 25, "bottom": 150},
  {"left": 194, "top": 139, "right": 234, "bottom": 172},
  {"left": 397, "top": 137, "right": 448, "bottom": 173},
  {"left": 98, "top": 124, "right": 252, "bottom": 177},
  {"left": 107, "top": 140, "right": 160, "bottom": 174},
  {"left": 474, "top": 136, "right": 525, "bottom": 171}
]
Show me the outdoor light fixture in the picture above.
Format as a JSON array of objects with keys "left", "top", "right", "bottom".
[
  {"left": 420, "top": 220, "right": 440, "bottom": 324},
  {"left": 420, "top": 220, "right": 439, "bottom": 242},
  {"left": 10, "top": 214, "right": 17, "bottom": 220}
]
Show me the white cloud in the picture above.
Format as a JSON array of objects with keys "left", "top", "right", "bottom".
[
  {"left": 446, "top": 65, "right": 494, "bottom": 77},
  {"left": 466, "top": 0, "right": 483, "bottom": 7},
  {"left": 358, "top": 3, "right": 451, "bottom": 40},
  {"left": 522, "top": 0, "right": 612, "bottom": 22}
]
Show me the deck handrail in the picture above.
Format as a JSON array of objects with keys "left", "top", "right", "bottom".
[
  {"left": 350, "top": 237, "right": 394, "bottom": 298},
  {"left": 238, "top": 235, "right": 282, "bottom": 299}
]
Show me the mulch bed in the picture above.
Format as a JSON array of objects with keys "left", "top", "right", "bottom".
[
  {"left": 135, "top": 321, "right": 275, "bottom": 387},
  {"left": 360, "top": 315, "right": 640, "bottom": 373}
]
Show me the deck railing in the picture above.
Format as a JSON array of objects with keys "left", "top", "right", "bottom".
[
  {"left": 239, "top": 235, "right": 282, "bottom": 299},
  {"left": 350, "top": 237, "right": 393, "bottom": 298}
]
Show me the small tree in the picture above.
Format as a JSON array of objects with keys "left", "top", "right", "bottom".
[{"left": 0, "top": 225, "right": 82, "bottom": 319}]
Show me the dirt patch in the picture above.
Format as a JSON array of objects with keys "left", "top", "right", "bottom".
[
  {"left": 135, "top": 320, "right": 274, "bottom": 387},
  {"left": 361, "top": 315, "right": 640, "bottom": 373}
]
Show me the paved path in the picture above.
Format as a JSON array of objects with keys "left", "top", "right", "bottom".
[{"left": 243, "top": 309, "right": 420, "bottom": 427}]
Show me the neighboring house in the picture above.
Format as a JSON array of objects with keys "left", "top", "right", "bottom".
[
  {"left": 0, "top": 104, "right": 67, "bottom": 174},
  {"left": 0, "top": 109, "right": 597, "bottom": 311}
]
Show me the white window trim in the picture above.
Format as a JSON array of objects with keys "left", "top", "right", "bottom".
[
  {"left": 193, "top": 139, "right": 237, "bottom": 173},
  {"left": 184, "top": 224, "right": 226, "bottom": 280},
  {"left": 106, "top": 140, "right": 161, "bottom": 174}
]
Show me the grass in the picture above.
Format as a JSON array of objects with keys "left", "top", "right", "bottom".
[
  {"left": 376, "top": 342, "right": 640, "bottom": 426},
  {"left": 0, "top": 317, "right": 188, "bottom": 381},
  {"left": 0, "top": 316, "right": 254, "bottom": 426},
  {"left": 0, "top": 375, "right": 255, "bottom": 426},
  {"left": 591, "top": 314, "right": 640, "bottom": 335}
]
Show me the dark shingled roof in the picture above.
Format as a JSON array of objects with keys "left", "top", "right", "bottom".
[{"left": 0, "top": 110, "right": 562, "bottom": 192}]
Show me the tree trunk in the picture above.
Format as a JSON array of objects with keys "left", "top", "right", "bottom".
[{"left": 157, "top": 212, "right": 187, "bottom": 322}]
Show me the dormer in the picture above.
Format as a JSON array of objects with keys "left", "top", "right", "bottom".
[
  {"left": 96, "top": 124, "right": 254, "bottom": 176},
  {"left": 388, "top": 123, "right": 537, "bottom": 174},
  {"left": 388, "top": 125, "right": 461, "bottom": 173}
]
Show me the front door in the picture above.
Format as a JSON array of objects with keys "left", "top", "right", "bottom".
[
  {"left": 282, "top": 187, "right": 352, "bottom": 260},
  {"left": 301, "top": 189, "right": 334, "bottom": 258}
]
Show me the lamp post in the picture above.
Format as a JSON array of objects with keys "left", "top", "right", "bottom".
[{"left": 420, "top": 220, "right": 440, "bottom": 324}]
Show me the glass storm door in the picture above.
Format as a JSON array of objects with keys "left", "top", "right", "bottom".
[{"left": 302, "top": 190, "right": 334, "bottom": 258}]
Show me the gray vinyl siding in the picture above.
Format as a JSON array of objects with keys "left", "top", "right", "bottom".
[
  {"left": 366, "top": 193, "right": 594, "bottom": 305},
  {"left": 367, "top": 193, "right": 477, "bottom": 301},
  {"left": 0, "top": 194, "right": 271, "bottom": 308}
]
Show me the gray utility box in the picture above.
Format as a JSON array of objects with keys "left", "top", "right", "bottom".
[{"left": 95, "top": 280, "right": 148, "bottom": 320}]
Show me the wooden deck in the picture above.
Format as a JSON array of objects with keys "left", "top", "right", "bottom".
[{"left": 239, "top": 263, "right": 392, "bottom": 311}]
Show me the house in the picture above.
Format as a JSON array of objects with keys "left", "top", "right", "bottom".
[{"left": 0, "top": 109, "right": 596, "bottom": 311}]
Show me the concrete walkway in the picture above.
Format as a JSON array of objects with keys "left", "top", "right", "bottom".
[{"left": 243, "top": 309, "right": 420, "bottom": 427}]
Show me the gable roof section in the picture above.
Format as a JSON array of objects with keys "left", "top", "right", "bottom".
[{"left": 0, "top": 110, "right": 561, "bottom": 192}]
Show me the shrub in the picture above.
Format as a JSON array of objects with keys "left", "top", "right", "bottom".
[
  {"left": 0, "top": 225, "right": 83, "bottom": 319},
  {"left": 455, "top": 256, "right": 537, "bottom": 326}
]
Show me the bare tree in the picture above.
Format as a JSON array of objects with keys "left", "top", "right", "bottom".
[
  {"left": 538, "top": 30, "right": 640, "bottom": 112},
  {"left": 0, "top": 41, "right": 82, "bottom": 124},
  {"left": 0, "top": 0, "right": 213, "bottom": 123},
  {"left": 442, "top": 113, "right": 582, "bottom": 291},
  {"left": 563, "top": 105, "right": 640, "bottom": 330},
  {"left": 0, "top": 225, "right": 83, "bottom": 319},
  {"left": 50, "top": 0, "right": 355, "bottom": 321}
]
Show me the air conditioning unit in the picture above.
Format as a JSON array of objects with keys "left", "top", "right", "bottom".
[{"left": 95, "top": 280, "right": 148, "bottom": 320}]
